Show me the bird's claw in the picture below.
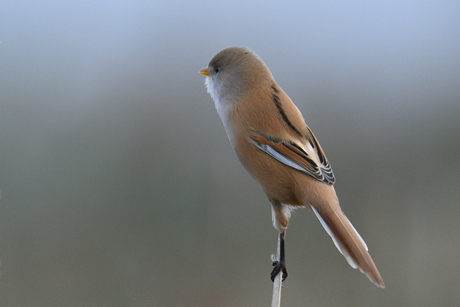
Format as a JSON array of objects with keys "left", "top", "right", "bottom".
[{"left": 271, "top": 260, "right": 288, "bottom": 282}]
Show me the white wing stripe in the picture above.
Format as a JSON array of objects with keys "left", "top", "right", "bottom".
[{"left": 253, "top": 143, "right": 308, "bottom": 173}]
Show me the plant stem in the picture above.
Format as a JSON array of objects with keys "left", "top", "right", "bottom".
[{"left": 271, "top": 233, "right": 283, "bottom": 307}]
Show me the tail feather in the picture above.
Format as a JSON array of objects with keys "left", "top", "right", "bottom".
[{"left": 311, "top": 205, "right": 385, "bottom": 288}]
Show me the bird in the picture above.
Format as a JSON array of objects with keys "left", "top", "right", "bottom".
[{"left": 199, "top": 46, "right": 384, "bottom": 288}]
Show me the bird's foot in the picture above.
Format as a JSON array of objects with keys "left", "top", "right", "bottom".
[{"left": 271, "top": 260, "right": 288, "bottom": 282}]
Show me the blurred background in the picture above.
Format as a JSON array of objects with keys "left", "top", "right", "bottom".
[{"left": 0, "top": 1, "right": 459, "bottom": 306}]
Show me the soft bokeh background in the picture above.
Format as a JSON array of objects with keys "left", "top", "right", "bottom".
[{"left": 1, "top": 1, "right": 459, "bottom": 306}]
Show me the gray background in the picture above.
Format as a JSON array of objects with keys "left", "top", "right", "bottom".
[{"left": 1, "top": 1, "right": 459, "bottom": 306}]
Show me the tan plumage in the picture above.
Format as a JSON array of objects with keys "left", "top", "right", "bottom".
[{"left": 200, "top": 46, "right": 384, "bottom": 288}]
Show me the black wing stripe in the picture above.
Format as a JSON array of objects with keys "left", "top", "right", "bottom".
[
  {"left": 282, "top": 142, "right": 319, "bottom": 171},
  {"left": 271, "top": 84, "right": 303, "bottom": 137},
  {"left": 251, "top": 135, "right": 334, "bottom": 185}
]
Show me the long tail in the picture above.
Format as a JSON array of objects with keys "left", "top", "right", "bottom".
[{"left": 310, "top": 205, "right": 385, "bottom": 288}]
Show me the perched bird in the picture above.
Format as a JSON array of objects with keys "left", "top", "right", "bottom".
[{"left": 199, "top": 47, "right": 384, "bottom": 288}]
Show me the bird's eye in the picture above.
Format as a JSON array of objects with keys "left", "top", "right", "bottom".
[{"left": 214, "top": 67, "right": 220, "bottom": 74}]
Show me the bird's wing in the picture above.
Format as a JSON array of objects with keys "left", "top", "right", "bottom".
[{"left": 250, "top": 129, "right": 335, "bottom": 185}]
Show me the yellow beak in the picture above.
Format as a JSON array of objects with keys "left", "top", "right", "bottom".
[{"left": 199, "top": 68, "right": 209, "bottom": 76}]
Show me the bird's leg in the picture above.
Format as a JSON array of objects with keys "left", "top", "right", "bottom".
[{"left": 271, "top": 231, "right": 288, "bottom": 282}]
